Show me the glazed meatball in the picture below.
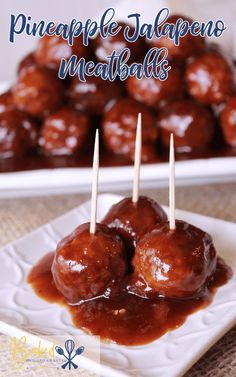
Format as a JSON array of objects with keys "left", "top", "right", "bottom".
[
  {"left": 102, "top": 98, "right": 159, "bottom": 158},
  {"left": 17, "top": 52, "right": 37, "bottom": 74},
  {"left": 127, "top": 143, "right": 159, "bottom": 163},
  {"left": 148, "top": 15, "right": 205, "bottom": 61},
  {"left": 185, "top": 51, "right": 234, "bottom": 104},
  {"left": 93, "top": 22, "right": 143, "bottom": 62},
  {"left": 0, "top": 91, "right": 15, "bottom": 113},
  {"left": 51, "top": 223, "right": 126, "bottom": 304},
  {"left": 133, "top": 220, "right": 217, "bottom": 299},
  {"left": 39, "top": 107, "right": 90, "bottom": 155},
  {"left": 220, "top": 95, "right": 236, "bottom": 147},
  {"left": 35, "top": 34, "right": 90, "bottom": 69},
  {"left": 102, "top": 196, "right": 167, "bottom": 250},
  {"left": 0, "top": 110, "right": 38, "bottom": 158},
  {"left": 158, "top": 99, "right": 215, "bottom": 152},
  {"left": 12, "top": 66, "right": 64, "bottom": 118},
  {"left": 68, "top": 76, "right": 123, "bottom": 115},
  {"left": 127, "top": 65, "right": 184, "bottom": 108}
]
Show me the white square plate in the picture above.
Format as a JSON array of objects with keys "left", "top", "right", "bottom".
[{"left": 0, "top": 194, "right": 235, "bottom": 377}]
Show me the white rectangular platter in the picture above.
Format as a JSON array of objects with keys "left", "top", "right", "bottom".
[
  {"left": 0, "top": 194, "right": 235, "bottom": 377},
  {"left": 1, "top": 157, "right": 236, "bottom": 198}
]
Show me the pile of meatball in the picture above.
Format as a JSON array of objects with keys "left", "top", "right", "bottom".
[
  {"left": 52, "top": 195, "right": 217, "bottom": 304},
  {"left": 1, "top": 15, "right": 236, "bottom": 161}
]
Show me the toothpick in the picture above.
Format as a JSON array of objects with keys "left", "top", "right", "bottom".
[
  {"left": 169, "top": 133, "right": 176, "bottom": 230},
  {"left": 132, "top": 113, "right": 142, "bottom": 203},
  {"left": 90, "top": 129, "right": 99, "bottom": 234}
]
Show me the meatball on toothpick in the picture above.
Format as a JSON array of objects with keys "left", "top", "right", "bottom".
[
  {"left": 102, "top": 114, "right": 167, "bottom": 252},
  {"left": 132, "top": 135, "right": 217, "bottom": 299},
  {"left": 51, "top": 130, "right": 126, "bottom": 304}
]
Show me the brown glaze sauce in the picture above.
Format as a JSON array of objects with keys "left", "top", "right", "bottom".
[{"left": 27, "top": 253, "right": 232, "bottom": 346}]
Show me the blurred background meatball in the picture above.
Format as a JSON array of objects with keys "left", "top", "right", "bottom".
[
  {"left": 0, "top": 110, "right": 38, "bottom": 158},
  {"left": 102, "top": 98, "right": 159, "bottom": 160},
  {"left": 220, "top": 95, "right": 236, "bottom": 147},
  {"left": 68, "top": 76, "right": 123, "bottom": 115},
  {"left": 127, "top": 143, "right": 160, "bottom": 163},
  {"left": 158, "top": 99, "right": 215, "bottom": 152},
  {"left": 39, "top": 107, "right": 90, "bottom": 155},
  {"left": 148, "top": 15, "right": 205, "bottom": 62},
  {"left": 127, "top": 64, "right": 184, "bottom": 109},
  {"left": 0, "top": 91, "right": 15, "bottom": 113},
  {"left": 185, "top": 51, "right": 234, "bottom": 104},
  {"left": 93, "top": 22, "right": 144, "bottom": 62},
  {"left": 17, "top": 52, "right": 37, "bottom": 75},
  {"left": 1, "top": 11, "right": 235, "bottom": 167},
  {"left": 12, "top": 66, "right": 64, "bottom": 118},
  {"left": 35, "top": 34, "right": 90, "bottom": 69}
]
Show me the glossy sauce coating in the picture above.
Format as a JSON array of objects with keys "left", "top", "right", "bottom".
[
  {"left": 0, "top": 110, "right": 38, "bottom": 158},
  {"left": 132, "top": 220, "right": 217, "bottom": 299},
  {"left": 220, "top": 95, "right": 236, "bottom": 147},
  {"left": 28, "top": 253, "right": 232, "bottom": 346},
  {"left": 12, "top": 66, "right": 64, "bottom": 118},
  {"left": 35, "top": 34, "right": 90, "bottom": 69},
  {"left": 127, "top": 143, "right": 161, "bottom": 163},
  {"left": 102, "top": 196, "right": 167, "bottom": 251},
  {"left": 93, "top": 22, "right": 143, "bottom": 63},
  {"left": 17, "top": 52, "right": 37, "bottom": 74},
  {"left": 148, "top": 15, "right": 205, "bottom": 61},
  {"left": 185, "top": 51, "right": 234, "bottom": 104},
  {"left": 52, "top": 223, "right": 126, "bottom": 304},
  {"left": 102, "top": 98, "right": 159, "bottom": 160},
  {"left": 39, "top": 107, "right": 90, "bottom": 155},
  {"left": 0, "top": 91, "right": 15, "bottom": 113},
  {"left": 158, "top": 99, "right": 215, "bottom": 152},
  {"left": 68, "top": 76, "right": 123, "bottom": 115},
  {"left": 127, "top": 64, "right": 184, "bottom": 108}
]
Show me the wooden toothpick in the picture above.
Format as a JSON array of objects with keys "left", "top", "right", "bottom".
[
  {"left": 90, "top": 129, "right": 99, "bottom": 234},
  {"left": 132, "top": 113, "right": 142, "bottom": 203},
  {"left": 169, "top": 133, "right": 176, "bottom": 230}
]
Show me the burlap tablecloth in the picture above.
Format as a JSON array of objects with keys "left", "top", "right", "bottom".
[{"left": 0, "top": 182, "right": 236, "bottom": 377}]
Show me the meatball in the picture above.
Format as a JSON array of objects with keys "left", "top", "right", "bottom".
[
  {"left": 220, "top": 95, "right": 236, "bottom": 147},
  {"left": 158, "top": 99, "right": 215, "bottom": 152},
  {"left": 93, "top": 22, "right": 143, "bottom": 62},
  {"left": 51, "top": 222, "right": 126, "bottom": 304},
  {"left": 17, "top": 52, "right": 37, "bottom": 74},
  {"left": 127, "top": 65, "right": 184, "bottom": 108},
  {"left": 0, "top": 110, "right": 38, "bottom": 158},
  {"left": 148, "top": 15, "right": 205, "bottom": 61},
  {"left": 35, "top": 34, "right": 90, "bottom": 69},
  {"left": 102, "top": 98, "right": 159, "bottom": 157},
  {"left": 127, "top": 143, "right": 159, "bottom": 163},
  {"left": 68, "top": 76, "right": 123, "bottom": 115},
  {"left": 102, "top": 196, "right": 167, "bottom": 250},
  {"left": 133, "top": 220, "right": 217, "bottom": 299},
  {"left": 39, "top": 107, "right": 90, "bottom": 155},
  {"left": 12, "top": 66, "right": 64, "bottom": 118},
  {"left": 185, "top": 51, "right": 234, "bottom": 104},
  {"left": 0, "top": 91, "right": 15, "bottom": 113}
]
